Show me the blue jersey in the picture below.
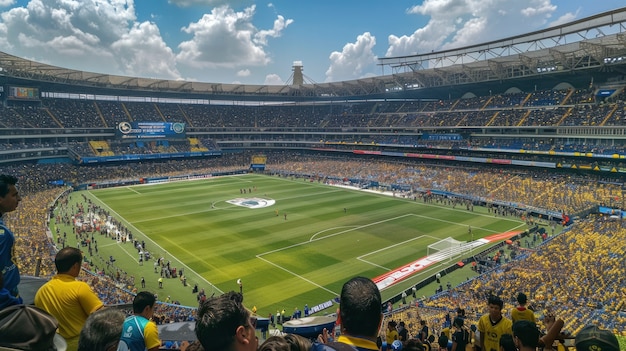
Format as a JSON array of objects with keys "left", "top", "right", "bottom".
[
  {"left": 0, "top": 217, "right": 20, "bottom": 296},
  {"left": 118, "top": 316, "right": 151, "bottom": 351}
]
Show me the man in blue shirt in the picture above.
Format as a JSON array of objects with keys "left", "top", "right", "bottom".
[{"left": 0, "top": 174, "right": 21, "bottom": 299}]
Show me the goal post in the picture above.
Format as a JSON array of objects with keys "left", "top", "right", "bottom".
[{"left": 427, "top": 237, "right": 466, "bottom": 261}]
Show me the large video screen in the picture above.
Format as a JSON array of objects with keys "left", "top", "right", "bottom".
[
  {"left": 115, "top": 122, "right": 186, "bottom": 139},
  {"left": 8, "top": 86, "right": 40, "bottom": 100}
]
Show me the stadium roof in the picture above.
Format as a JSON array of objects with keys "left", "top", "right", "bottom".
[{"left": 1, "top": 7, "right": 626, "bottom": 101}]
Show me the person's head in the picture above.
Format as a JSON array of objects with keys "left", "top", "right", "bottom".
[
  {"left": 338, "top": 276, "right": 382, "bottom": 338},
  {"left": 575, "top": 325, "right": 619, "bottom": 351},
  {"left": 516, "top": 293, "right": 527, "bottom": 305},
  {"left": 258, "top": 336, "right": 289, "bottom": 351},
  {"left": 456, "top": 307, "right": 465, "bottom": 317},
  {"left": 133, "top": 291, "right": 157, "bottom": 318},
  {"left": 512, "top": 321, "right": 540, "bottom": 349},
  {"left": 0, "top": 174, "right": 20, "bottom": 215},
  {"left": 387, "top": 320, "right": 397, "bottom": 331},
  {"left": 195, "top": 291, "right": 257, "bottom": 351},
  {"left": 55, "top": 247, "right": 83, "bottom": 275},
  {"left": 398, "top": 321, "right": 405, "bottom": 330},
  {"left": 487, "top": 295, "right": 504, "bottom": 320},
  {"left": 453, "top": 317, "right": 464, "bottom": 329},
  {"left": 499, "top": 334, "right": 516, "bottom": 351},
  {"left": 78, "top": 308, "right": 125, "bottom": 351},
  {"left": 283, "top": 333, "right": 312, "bottom": 351}
]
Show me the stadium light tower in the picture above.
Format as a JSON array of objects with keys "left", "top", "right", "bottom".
[{"left": 292, "top": 61, "right": 304, "bottom": 86}]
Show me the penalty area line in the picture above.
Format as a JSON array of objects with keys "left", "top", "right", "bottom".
[{"left": 255, "top": 255, "right": 338, "bottom": 296}]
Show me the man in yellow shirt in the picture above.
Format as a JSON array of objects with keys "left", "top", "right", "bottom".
[
  {"left": 510, "top": 292, "right": 535, "bottom": 323},
  {"left": 477, "top": 296, "right": 512, "bottom": 351},
  {"left": 35, "top": 247, "right": 104, "bottom": 349}
]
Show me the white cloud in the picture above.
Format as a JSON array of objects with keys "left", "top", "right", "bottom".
[
  {"left": 264, "top": 73, "right": 283, "bottom": 85},
  {"left": 254, "top": 14, "right": 293, "bottom": 46},
  {"left": 176, "top": 5, "right": 292, "bottom": 69},
  {"left": 387, "top": 0, "right": 562, "bottom": 57},
  {"left": 325, "top": 32, "right": 377, "bottom": 83},
  {"left": 0, "top": 0, "right": 182, "bottom": 79},
  {"left": 168, "top": 0, "right": 248, "bottom": 7},
  {"left": 237, "top": 69, "right": 251, "bottom": 77},
  {"left": 548, "top": 10, "right": 579, "bottom": 28},
  {"left": 0, "top": 0, "right": 15, "bottom": 7},
  {"left": 111, "top": 21, "right": 180, "bottom": 79}
]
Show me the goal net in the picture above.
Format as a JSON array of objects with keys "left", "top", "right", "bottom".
[{"left": 427, "top": 237, "right": 466, "bottom": 261}]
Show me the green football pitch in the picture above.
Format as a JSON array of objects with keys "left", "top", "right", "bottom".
[{"left": 57, "top": 174, "right": 528, "bottom": 315}]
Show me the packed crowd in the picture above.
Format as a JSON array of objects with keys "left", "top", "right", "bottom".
[
  {"left": 1, "top": 87, "right": 625, "bottom": 130},
  {"left": 0, "top": 152, "right": 624, "bottom": 350}
]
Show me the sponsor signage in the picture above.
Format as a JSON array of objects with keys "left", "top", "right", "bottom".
[{"left": 116, "top": 121, "right": 186, "bottom": 139}]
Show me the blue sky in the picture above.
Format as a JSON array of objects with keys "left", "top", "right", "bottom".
[{"left": 0, "top": 1, "right": 624, "bottom": 85}]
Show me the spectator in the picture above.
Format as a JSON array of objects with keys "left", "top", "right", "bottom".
[
  {"left": 398, "top": 321, "right": 408, "bottom": 342},
  {"left": 511, "top": 321, "right": 539, "bottom": 351},
  {"left": 450, "top": 318, "right": 469, "bottom": 351},
  {"left": 510, "top": 293, "right": 535, "bottom": 324},
  {"left": 195, "top": 291, "right": 258, "bottom": 351},
  {"left": 317, "top": 276, "right": 382, "bottom": 351},
  {"left": 477, "top": 296, "right": 512, "bottom": 351},
  {"left": 0, "top": 271, "right": 21, "bottom": 309},
  {"left": 34, "top": 246, "right": 105, "bottom": 349},
  {"left": 78, "top": 308, "right": 125, "bottom": 351},
  {"left": 0, "top": 174, "right": 22, "bottom": 299},
  {"left": 118, "top": 291, "right": 161, "bottom": 351},
  {"left": 498, "top": 334, "right": 516, "bottom": 351},
  {"left": 437, "top": 331, "right": 448, "bottom": 351},
  {"left": 386, "top": 320, "right": 399, "bottom": 346}
]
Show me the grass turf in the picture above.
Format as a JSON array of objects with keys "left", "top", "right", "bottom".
[{"left": 51, "top": 174, "right": 528, "bottom": 316}]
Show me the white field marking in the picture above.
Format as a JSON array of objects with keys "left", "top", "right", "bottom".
[
  {"left": 253, "top": 214, "right": 416, "bottom": 289},
  {"left": 409, "top": 213, "right": 501, "bottom": 233},
  {"left": 126, "top": 187, "right": 141, "bottom": 195},
  {"left": 327, "top": 184, "right": 525, "bottom": 224},
  {"left": 85, "top": 191, "right": 224, "bottom": 294},
  {"left": 255, "top": 255, "right": 339, "bottom": 296},
  {"left": 132, "top": 188, "right": 342, "bottom": 224},
  {"left": 309, "top": 226, "right": 359, "bottom": 241}
]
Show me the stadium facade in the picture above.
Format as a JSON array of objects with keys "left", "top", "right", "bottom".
[{"left": 0, "top": 7, "right": 626, "bottom": 177}]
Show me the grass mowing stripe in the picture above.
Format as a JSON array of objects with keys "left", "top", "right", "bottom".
[{"left": 81, "top": 174, "right": 527, "bottom": 311}]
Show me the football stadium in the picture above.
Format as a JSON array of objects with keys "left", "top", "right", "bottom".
[{"left": 0, "top": 6, "right": 625, "bottom": 351}]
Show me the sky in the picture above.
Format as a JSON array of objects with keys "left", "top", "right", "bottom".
[{"left": 0, "top": 1, "right": 624, "bottom": 86}]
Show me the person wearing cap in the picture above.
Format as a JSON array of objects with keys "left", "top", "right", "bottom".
[
  {"left": 477, "top": 296, "right": 512, "bottom": 351},
  {"left": 575, "top": 325, "right": 619, "bottom": 351},
  {"left": 510, "top": 293, "right": 535, "bottom": 324}
]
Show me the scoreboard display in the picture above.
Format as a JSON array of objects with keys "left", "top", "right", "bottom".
[
  {"left": 7, "top": 86, "right": 40, "bottom": 100},
  {"left": 116, "top": 122, "right": 186, "bottom": 139}
]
